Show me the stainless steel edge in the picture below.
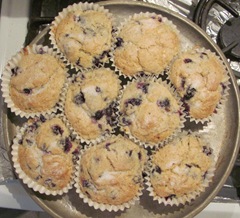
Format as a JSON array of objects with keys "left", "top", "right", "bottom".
[{"left": 3, "top": 1, "right": 240, "bottom": 218}]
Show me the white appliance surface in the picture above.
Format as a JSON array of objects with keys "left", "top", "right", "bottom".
[{"left": 0, "top": 0, "right": 239, "bottom": 217}]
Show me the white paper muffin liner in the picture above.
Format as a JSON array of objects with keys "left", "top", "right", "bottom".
[
  {"left": 111, "top": 12, "right": 182, "bottom": 79},
  {"left": 74, "top": 135, "right": 147, "bottom": 212},
  {"left": 11, "top": 114, "right": 80, "bottom": 196},
  {"left": 167, "top": 46, "right": 231, "bottom": 124},
  {"left": 1, "top": 44, "right": 68, "bottom": 119},
  {"left": 117, "top": 76, "right": 186, "bottom": 149},
  {"left": 145, "top": 131, "right": 216, "bottom": 206},
  {"left": 49, "top": 2, "right": 116, "bottom": 71},
  {"left": 62, "top": 68, "right": 121, "bottom": 145}
]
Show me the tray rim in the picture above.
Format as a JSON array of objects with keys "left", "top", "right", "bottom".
[{"left": 2, "top": 0, "right": 240, "bottom": 217}]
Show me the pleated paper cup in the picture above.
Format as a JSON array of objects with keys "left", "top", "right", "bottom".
[
  {"left": 11, "top": 114, "right": 81, "bottom": 195},
  {"left": 117, "top": 76, "right": 185, "bottom": 149},
  {"left": 111, "top": 12, "right": 182, "bottom": 79},
  {"left": 49, "top": 2, "right": 116, "bottom": 71},
  {"left": 167, "top": 46, "right": 231, "bottom": 124},
  {"left": 1, "top": 44, "right": 68, "bottom": 118},
  {"left": 74, "top": 135, "right": 148, "bottom": 212},
  {"left": 62, "top": 67, "right": 121, "bottom": 145},
  {"left": 145, "top": 131, "right": 215, "bottom": 206}
]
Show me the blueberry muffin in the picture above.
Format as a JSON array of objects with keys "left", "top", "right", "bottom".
[
  {"left": 75, "top": 135, "right": 147, "bottom": 207},
  {"left": 169, "top": 48, "right": 227, "bottom": 120},
  {"left": 148, "top": 134, "right": 213, "bottom": 203},
  {"left": 114, "top": 13, "right": 180, "bottom": 77},
  {"left": 50, "top": 6, "right": 113, "bottom": 69},
  {"left": 14, "top": 116, "right": 79, "bottom": 194},
  {"left": 7, "top": 47, "right": 66, "bottom": 116},
  {"left": 64, "top": 68, "right": 120, "bottom": 141},
  {"left": 119, "top": 79, "right": 183, "bottom": 146}
]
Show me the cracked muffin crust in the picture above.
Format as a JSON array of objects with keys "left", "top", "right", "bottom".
[
  {"left": 75, "top": 135, "right": 147, "bottom": 206},
  {"left": 169, "top": 48, "right": 227, "bottom": 119},
  {"left": 64, "top": 68, "right": 120, "bottom": 141},
  {"left": 15, "top": 116, "right": 79, "bottom": 193},
  {"left": 51, "top": 9, "right": 113, "bottom": 69},
  {"left": 149, "top": 134, "right": 213, "bottom": 201},
  {"left": 114, "top": 13, "right": 180, "bottom": 77},
  {"left": 119, "top": 79, "right": 183, "bottom": 146},
  {"left": 8, "top": 51, "right": 66, "bottom": 114}
]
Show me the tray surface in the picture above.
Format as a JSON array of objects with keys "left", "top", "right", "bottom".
[{"left": 2, "top": 1, "right": 240, "bottom": 217}]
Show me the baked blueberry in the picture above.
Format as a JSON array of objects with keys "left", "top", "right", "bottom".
[
  {"left": 137, "top": 82, "right": 149, "bottom": 94},
  {"left": 122, "top": 117, "right": 132, "bottom": 126},
  {"left": 23, "top": 88, "right": 32, "bottom": 95},
  {"left": 51, "top": 125, "right": 64, "bottom": 135},
  {"left": 82, "top": 179, "right": 91, "bottom": 188},
  {"left": 200, "top": 52, "right": 208, "bottom": 58},
  {"left": 64, "top": 137, "right": 73, "bottom": 153},
  {"left": 40, "top": 115, "right": 46, "bottom": 123},
  {"left": 155, "top": 165, "right": 162, "bottom": 174},
  {"left": 184, "top": 58, "right": 193, "bottom": 63},
  {"left": 184, "top": 86, "right": 196, "bottom": 100},
  {"left": 74, "top": 91, "right": 85, "bottom": 105},
  {"left": 181, "top": 78, "right": 186, "bottom": 89},
  {"left": 94, "top": 110, "right": 104, "bottom": 120},
  {"left": 95, "top": 86, "right": 101, "bottom": 93},
  {"left": 116, "top": 37, "right": 124, "bottom": 47},
  {"left": 202, "top": 146, "right": 213, "bottom": 156},
  {"left": 157, "top": 98, "right": 170, "bottom": 111},
  {"left": 125, "top": 98, "right": 142, "bottom": 107}
]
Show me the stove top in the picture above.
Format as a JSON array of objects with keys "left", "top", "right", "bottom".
[{"left": 0, "top": 0, "right": 240, "bottom": 208}]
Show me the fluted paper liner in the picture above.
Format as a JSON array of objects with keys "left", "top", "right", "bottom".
[
  {"left": 74, "top": 135, "right": 147, "bottom": 212},
  {"left": 49, "top": 2, "right": 116, "bottom": 71},
  {"left": 11, "top": 114, "right": 79, "bottom": 196},
  {"left": 62, "top": 68, "right": 122, "bottom": 145},
  {"left": 145, "top": 131, "right": 215, "bottom": 206},
  {"left": 111, "top": 12, "right": 182, "bottom": 79},
  {"left": 117, "top": 76, "right": 186, "bottom": 149},
  {"left": 1, "top": 44, "right": 68, "bottom": 118},
  {"left": 167, "top": 46, "right": 231, "bottom": 124}
]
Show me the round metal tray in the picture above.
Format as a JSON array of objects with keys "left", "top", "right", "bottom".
[{"left": 1, "top": 1, "right": 240, "bottom": 217}]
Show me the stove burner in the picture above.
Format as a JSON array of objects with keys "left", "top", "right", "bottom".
[
  {"left": 193, "top": 0, "right": 239, "bottom": 30},
  {"left": 193, "top": 0, "right": 240, "bottom": 76},
  {"left": 217, "top": 16, "right": 240, "bottom": 61}
]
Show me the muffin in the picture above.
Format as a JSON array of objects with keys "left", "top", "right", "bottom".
[
  {"left": 64, "top": 68, "right": 120, "bottom": 141},
  {"left": 74, "top": 135, "right": 147, "bottom": 211},
  {"left": 12, "top": 115, "right": 80, "bottom": 195},
  {"left": 119, "top": 79, "right": 183, "bottom": 147},
  {"left": 147, "top": 133, "right": 214, "bottom": 206},
  {"left": 50, "top": 3, "right": 114, "bottom": 69},
  {"left": 113, "top": 12, "right": 181, "bottom": 77},
  {"left": 169, "top": 47, "right": 228, "bottom": 120},
  {"left": 1, "top": 45, "right": 66, "bottom": 118}
]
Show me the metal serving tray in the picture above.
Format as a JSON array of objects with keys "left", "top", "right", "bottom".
[{"left": 1, "top": 1, "right": 240, "bottom": 217}]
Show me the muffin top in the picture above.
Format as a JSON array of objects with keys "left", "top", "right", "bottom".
[
  {"left": 114, "top": 14, "right": 180, "bottom": 77},
  {"left": 18, "top": 116, "right": 79, "bottom": 191},
  {"left": 119, "top": 80, "right": 182, "bottom": 145},
  {"left": 9, "top": 52, "right": 65, "bottom": 114},
  {"left": 150, "top": 134, "right": 213, "bottom": 198},
  {"left": 169, "top": 48, "right": 226, "bottom": 119},
  {"left": 77, "top": 135, "right": 147, "bottom": 205},
  {"left": 53, "top": 10, "right": 113, "bottom": 68},
  {"left": 64, "top": 68, "right": 120, "bottom": 140}
]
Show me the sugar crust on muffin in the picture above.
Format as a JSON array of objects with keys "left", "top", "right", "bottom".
[
  {"left": 77, "top": 135, "right": 147, "bottom": 205},
  {"left": 114, "top": 13, "right": 180, "bottom": 76}
]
